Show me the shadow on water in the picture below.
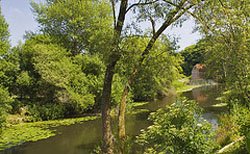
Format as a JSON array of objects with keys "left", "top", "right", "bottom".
[{"left": 1, "top": 85, "right": 225, "bottom": 154}]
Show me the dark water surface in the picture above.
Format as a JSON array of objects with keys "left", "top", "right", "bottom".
[{"left": 1, "top": 85, "right": 224, "bottom": 154}]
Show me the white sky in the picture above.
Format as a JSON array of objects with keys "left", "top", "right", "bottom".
[{"left": 1, "top": 0, "right": 201, "bottom": 51}]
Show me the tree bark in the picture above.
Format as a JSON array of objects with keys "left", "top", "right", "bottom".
[
  {"left": 117, "top": 85, "right": 128, "bottom": 153},
  {"left": 101, "top": 1, "right": 128, "bottom": 153},
  {"left": 101, "top": 58, "right": 118, "bottom": 154},
  {"left": 118, "top": 87, "right": 128, "bottom": 141},
  {"left": 118, "top": 69, "right": 138, "bottom": 141}
]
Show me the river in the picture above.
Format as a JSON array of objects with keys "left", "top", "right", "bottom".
[{"left": 1, "top": 85, "right": 225, "bottom": 154}]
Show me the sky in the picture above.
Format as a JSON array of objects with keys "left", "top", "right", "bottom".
[{"left": 1, "top": 0, "right": 201, "bottom": 51}]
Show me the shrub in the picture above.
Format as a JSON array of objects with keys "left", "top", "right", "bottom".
[
  {"left": 136, "top": 99, "right": 218, "bottom": 154},
  {"left": 216, "top": 103, "right": 250, "bottom": 153},
  {"left": 247, "top": 132, "right": 250, "bottom": 153},
  {"left": 0, "top": 87, "right": 13, "bottom": 129},
  {"left": 27, "top": 104, "right": 66, "bottom": 121}
]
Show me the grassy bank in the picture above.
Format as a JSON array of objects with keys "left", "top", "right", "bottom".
[
  {"left": 172, "top": 77, "right": 215, "bottom": 93},
  {"left": 0, "top": 77, "right": 215, "bottom": 152},
  {"left": 0, "top": 116, "right": 98, "bottom": 151}
]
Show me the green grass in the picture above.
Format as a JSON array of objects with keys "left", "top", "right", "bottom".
[
  {"left": 110, "top": 102, "right": 150, "bottom": 117},
  {"left": 172, "top": 78, "right": 203, "bottom": 93},
  {"left": 127, "top": 102, "right": 150, "bottom": 115},
  {"left": 0, "top": 116, "right": 98, "bottom": 151},
  {"left": 211, "top": 103, "right": 228, "bottom": 108},
  {"left": 130, "top": 102, "right": 149, "bottom": 108}
]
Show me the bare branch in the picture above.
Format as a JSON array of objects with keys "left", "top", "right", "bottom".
[
  {"left": 116, "top": 0, "right": 129, "bottom": 36},
  {"left": 126, "top": 0, "right": 158, "bottom": 14},
  {"left": 149, "top": 16, "right": 156, "bottom": 35},
  {"left": 171, "top": 3, "right": 194, "bottom": 25},
  {"left": 162, "top": 0, "right": 179, "bottom": 7},
  {"left": 142, "top": 0, "right": 191, "bottom": 58}
]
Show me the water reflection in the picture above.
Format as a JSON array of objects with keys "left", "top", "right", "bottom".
[
  {"left": 1, "top": 85, "right": 225, "bottom": 154},
  {"left": 182, "top": 85, "right": 225, "bottom": 129},
  {"left": 182, "top": 85, "right": 225, "bottom": 111}
]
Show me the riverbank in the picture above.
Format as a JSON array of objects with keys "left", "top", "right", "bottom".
[
  {"left": 0, "top": 116, "right": 98, "bottom": 151},
  {"left": 0, "top": 78, "right": 216, "bottom": 152},
  {"left": 172, "top": 77, "right": 217, "bottom": 93}
]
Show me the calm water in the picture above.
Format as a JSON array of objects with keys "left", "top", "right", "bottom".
[{"left": 1, "top": 85, "right": 225, "bottom": 154}]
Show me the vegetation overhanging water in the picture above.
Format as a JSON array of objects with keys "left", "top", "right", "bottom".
[{"left": 0, "top": 85, "right": 225, "bottom": 154}]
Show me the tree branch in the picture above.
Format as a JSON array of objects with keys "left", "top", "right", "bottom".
[
  {"left": 110, "top": 0, "right": 117, "bottom": 28},
  {"left": 142, "top": 0, "right": 191, "bottom": 58},
  {"left": 149, "top": 15, "right": 156, "bottom": 35},
  {"left": 116, "top": 0, "right": 129, "bottom": 36},
  {"left": 126, "top": 0, "right": 159, "bottom": 14}
]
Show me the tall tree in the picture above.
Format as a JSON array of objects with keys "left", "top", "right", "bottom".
[
  {"left": 31, "top": 0, "right": 113, "bottom": 56},
  {"left": 0, "top": 4, "right": 13, "bottom": 129},
  {"left": 116, "top": 1, "right": 197, "bottom": 148},
  {"left": 193, "top": 0, "right": 250, "bottom": 105},
  {"left": 32, "top": 0, "right": 199, "bottom": 153},
  {"left": 0, "top": 4, "right": 9, "bottom": 55},
  {"left": 180, "top": 40, "right": 206, "bottom": 76}
]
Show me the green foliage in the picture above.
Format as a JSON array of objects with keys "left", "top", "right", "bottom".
[
  {"left": 216, "top": 103, "right": 250, "bottom": 153},
  {"left": 137, "top": 99, "right": 217, "bottom": 154},
  {"left": 111, "top": 74, "right": 125, "bottom": 105},
  {"left": 31, "top": 42, "right": 95, "bottom": 109},
  {"left": 180, "top": 40, "right": 206, "bottom": 76},
  {"left": 73, "top": 54, "right": 106, "bottom": 108},
  {"left": 0, "top": 87, "right": 12, "bottom": 129},
  {"left": 117, "top": 36, "right": 182, "bottom": 101},
  {"left": 31, "top": 0, "right": 113, "bottom": 56},
  {"left": 195, "top": 0, "right": 250, "bottom": 105},
  {"left": 16, "top": 71, "right": 32, "bottom": 86},
  {"left": 0, "top": 6, "right": 18, "bottom": 90},
  {"left": 0, "top": 6, "right": 13, "bottom": 129},
  {"left": 247, "top": 132, "right": 250, "bottom": 153},
  {"left": 26, "top": 104, "right": 66, "bottom": 121},
  {"left": 8, "top": 35, "right": 98, "bottom": 119},
  {"left": 0, "top": 6, "right": 10, "bottom": 55},
  {"left": 229, "top": 104, "right": 250, "bottom": 136}
]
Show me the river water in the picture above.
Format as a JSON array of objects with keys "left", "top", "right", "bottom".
[{"left": 1, "top": 85, "right": 225, "bottom": 154}]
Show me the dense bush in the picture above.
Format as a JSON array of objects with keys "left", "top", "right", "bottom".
[
  {"left": 0, "top": 87, "right": 12, "bottom": 129},
  {"left": 3, "top": 36, "right": 97, "bottom": 119},
  {"left": 179, "top": 40, "right": 206, "bottom": 76},
  {"left": 27, "top": 104, "right": 66, "bottom": 121},
  {"left": 1, "top": 33, "right": 128, "bottom": 121},
  {"left": 216, "top": 103, "right": 250, "bottom": 153},
  {"left": 247, "top": 132, "right": 250, "bottom": 153},
  {"left": 117, "top": 36, "right": 182, "bottom": 102},
  {"left": 0, "top": 3, "right": 14, "bottom": 129},
  {"left": 137, "top": 99, "right": 218, "bottom": 154}
]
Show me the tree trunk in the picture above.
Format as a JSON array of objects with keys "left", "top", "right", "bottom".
[
  {"left": 101, "top": 59, "right": 118, "bottom": 154},
  {"left": 118, "top": 84, "right": 129, "bottom": 154},
  {"left": 118, "top": 86, "right": 128, "bottom": 141},
  {"left": 102, "top": 0, "right": 128, "bottom": 152},
  {"left": 118, "top": 69, "right": 138, "bottom": 141},
  {"left": 117, "top": 31, "right": 162, "bottom": 145}
]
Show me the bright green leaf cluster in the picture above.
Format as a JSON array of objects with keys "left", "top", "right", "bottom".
[{"left": 137, "top": 99, "right": 218, "bottom": 154}]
